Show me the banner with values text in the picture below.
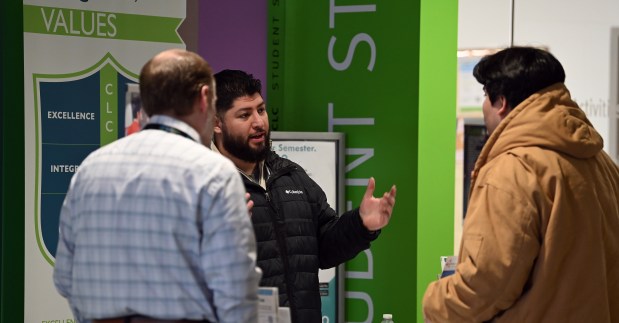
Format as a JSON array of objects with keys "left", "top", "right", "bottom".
[{"left": 23, "top": 1, "right": 186, "bottom": 321}]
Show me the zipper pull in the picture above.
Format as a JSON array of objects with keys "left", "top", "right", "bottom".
[{"left": 265, "top": 192, "right": 270, "bottom": 202}]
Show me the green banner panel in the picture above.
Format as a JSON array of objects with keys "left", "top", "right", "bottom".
[
  {"left": 268, "top": 1, "right": 457, "bottom": 322},
  {"left": 417, "top": 1, "right": 458, "bottom": 322},
  {"left": 23, "top": 5, "right": 183, "bottom": 43}
]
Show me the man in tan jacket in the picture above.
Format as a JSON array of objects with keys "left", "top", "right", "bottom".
[{"left": 423, "top": 47, "right": 619, "bottom": 322}]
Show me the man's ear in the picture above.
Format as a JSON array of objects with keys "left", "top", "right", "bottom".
[
  {"left": 213, "top": 115, "right": 223, "bottom": 134},
  {"left": 497, "top": 95, "right": 510, "bottom": 118},
  {"left": 199, "top": 85, "right": 210, "bottom": 113}
]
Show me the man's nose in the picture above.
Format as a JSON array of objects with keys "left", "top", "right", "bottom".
[{"left": 251, "top": 112, "right": 264, "bottom": 127}]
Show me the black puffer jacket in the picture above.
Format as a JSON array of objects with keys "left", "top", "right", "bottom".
[{"left": 244, "top": 151, "right": 379, "bottom": 323}]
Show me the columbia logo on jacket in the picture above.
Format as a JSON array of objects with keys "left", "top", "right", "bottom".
[{"left": 285, "top": 189, "right": 303, "bottom": 194}]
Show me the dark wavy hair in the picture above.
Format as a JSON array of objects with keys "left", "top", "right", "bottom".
[
  {"left": 139, "top": 49, "right": 213, "bottom": 117},
  {"left": 214, "top": 69, "right": 262, "bottom": 117},
  {"left": 473, "top": 47, "right": 565, "bottom": 109}
]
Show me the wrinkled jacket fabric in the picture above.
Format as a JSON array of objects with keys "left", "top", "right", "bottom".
[
  {"left": 423, "top": 84, "right": 619, "bottom": 322},
  {"left": 245, "top": 151, "right": 378, "bottom": 323}
]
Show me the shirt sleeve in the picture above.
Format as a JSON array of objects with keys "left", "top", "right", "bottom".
[
  {"left": 423, "top": 157, "right": 542, "bottom": 322},
  {"left": 53, "top": 177, "right": 88, "bottom": 322},
  {"left": 53, "top": 179, "right": 76, "bottom": 300},
  {"left": 200, "top": 170, "right": 261, "bottom": 323}
]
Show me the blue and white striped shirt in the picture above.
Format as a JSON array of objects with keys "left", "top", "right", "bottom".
[{"left": 53, "top": 115, "right": 261, "bottom": 323}]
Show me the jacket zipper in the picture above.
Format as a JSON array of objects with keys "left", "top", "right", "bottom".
[
  {"left": 240, "top": 164, "right": 298, "bottom": 310},
  {"left": 263, "top": 165, "right": 297, "bottom": 312}
]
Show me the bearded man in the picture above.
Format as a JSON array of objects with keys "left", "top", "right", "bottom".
[{"left": 211, "top": 69, "right": 397, "bottom": 323}]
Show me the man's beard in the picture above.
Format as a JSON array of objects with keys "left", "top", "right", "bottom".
[{"left": 221, "top": 124, "right": 271, "bottom": 163}]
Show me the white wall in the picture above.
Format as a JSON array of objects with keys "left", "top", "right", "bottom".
[{"left": 458, "top": 0, "right": 619, "bottom": 160}]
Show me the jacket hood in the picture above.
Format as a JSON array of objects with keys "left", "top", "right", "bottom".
[{"left": 477, "top": 83, "right": 603, "bottom": 167}]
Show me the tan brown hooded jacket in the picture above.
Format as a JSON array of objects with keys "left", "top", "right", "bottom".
[{"left": 423, "top": 83, "right": 619, "bottom": 322}]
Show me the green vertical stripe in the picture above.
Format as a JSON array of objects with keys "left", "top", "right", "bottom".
[
  {"left": 100, "top": 64, "right": 118, "bottom": 146},
  {"left": 268, "top": 1, "right": 458, "bottom": 321},
  {"left": 267, "top": 0, "right": 285, "bottom": 131},
  {"left": 417, "top": 0, "right": 458, "bottom": 322}
]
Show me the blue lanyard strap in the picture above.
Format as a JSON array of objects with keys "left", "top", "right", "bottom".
[{"left": 143, "top": 123, "right": 195, "bottom": 141}]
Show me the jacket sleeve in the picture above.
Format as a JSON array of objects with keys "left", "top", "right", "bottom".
[
  {"left": 423, "top": 156, "right": 542, "bottom": 322},
  {"left": 305, "top": 175, "right": 379, "bottom": 269}
]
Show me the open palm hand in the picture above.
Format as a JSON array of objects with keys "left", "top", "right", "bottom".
[{"left": 359, "top": 177, "right": 397, "bottom": 231}]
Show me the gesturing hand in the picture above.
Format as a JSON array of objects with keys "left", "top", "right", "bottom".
[{"left": 359, "top": 177, "right": 397, "bottom": 231}]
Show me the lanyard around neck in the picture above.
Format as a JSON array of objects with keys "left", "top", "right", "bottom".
[{"left": 143, "top": 123, "right": 195, "bottom": 141}]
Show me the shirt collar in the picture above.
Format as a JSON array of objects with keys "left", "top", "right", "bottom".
[{"left": 146, "top": 115, "right": 201, "bottom": 143}]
